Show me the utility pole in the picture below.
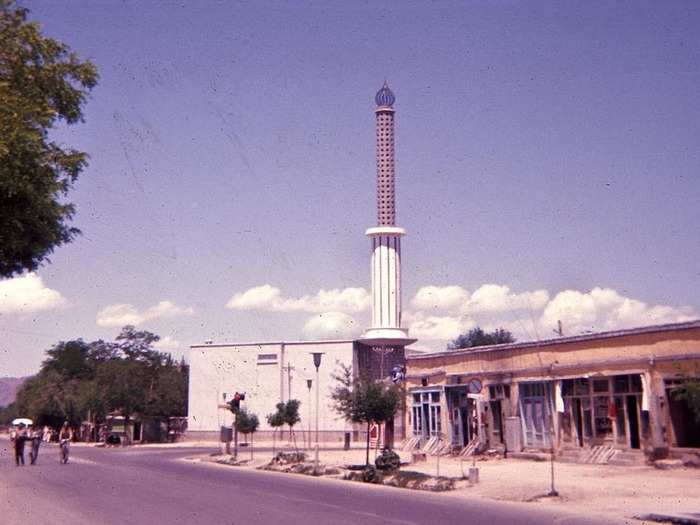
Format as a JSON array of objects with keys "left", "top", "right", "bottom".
[
  {"left": 553, "top": 320, "right": 564, "bottom": 337},
  {"left": 283, "top": 363, "right": 295, "bottom": 402},
  {"left": 233, "top": 411, "right": 238, "bottom": 460}
]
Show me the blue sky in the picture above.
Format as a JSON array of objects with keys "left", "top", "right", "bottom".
[{"left": 2, "top": 0, "right": 699, "bottom": 376}]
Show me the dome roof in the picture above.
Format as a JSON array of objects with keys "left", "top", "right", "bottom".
[{"left": 375, "top": 82, "right": 395, "bottom": 107}]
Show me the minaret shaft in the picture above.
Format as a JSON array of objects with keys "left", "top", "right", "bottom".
[
  {"left": 371, "top": 233, "right": 401, "bottom": 328},
  {"left": 361, "top": 83, "right": 415, "bottom": 347},
  {"left": 376, "top": 107, "right": 396, "bottom": 226}
]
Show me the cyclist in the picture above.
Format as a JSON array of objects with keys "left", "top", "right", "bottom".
[{"left": 58, "top": 421, "right": 73, "bottom": 464}]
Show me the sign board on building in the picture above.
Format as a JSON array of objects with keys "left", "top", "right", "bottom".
[{"left": 468, "top": 377, "right": 482, "bottom": 394}]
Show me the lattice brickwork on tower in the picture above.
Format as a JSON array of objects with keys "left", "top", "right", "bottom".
[{"left": 376, "top": 108, "right": 396, "bottom": 226}]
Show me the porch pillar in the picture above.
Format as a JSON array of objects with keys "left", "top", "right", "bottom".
[{"left": 645, "top": 369, "right": 667, "bottom": 456}]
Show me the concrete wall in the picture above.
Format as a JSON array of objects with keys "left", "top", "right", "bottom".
[{"left": 188, "top": 340, "right": 355, "bottom": 437}]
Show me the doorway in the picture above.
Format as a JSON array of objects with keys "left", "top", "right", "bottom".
[
  {"left": 519, "top": 382, "right": 551, "bottom": 448},
  {"left": 667, "top": 387, "right": 700, "bottom": 447},
  {"left": 572, "top": 398, "right": 584, "bottom": 447},
  {"left": 421, "top": 403, "right": 430, "bottom": 440},
  {"left": 626, "top": 396, "right": 640, "bottom": 449},
  {"left": 490, "top": 400, "right": 504, "bottom": 444}
]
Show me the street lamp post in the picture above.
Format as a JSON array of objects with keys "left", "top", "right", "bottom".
[
  {"left": 310, "top": 352, "right": 324, "bottom": 474},
  {"left": 306, "top": 379, "right": 313, "bottom": 450}
]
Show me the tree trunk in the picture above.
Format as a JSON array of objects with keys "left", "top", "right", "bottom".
[
  {"left": 272, "top": 428, "right": 276, "bottom": 456},
  {"left": 366, "top": 420, "right": 371, "bottom": 466},
  {"left": 124, "top": 414, "right": 130, "bottom": 446},
  {"left": 290, "top": 426, "right": 298, "bottom": 453}
]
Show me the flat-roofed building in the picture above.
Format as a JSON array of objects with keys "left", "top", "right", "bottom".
[{"left": 404, "top": 320, "right": 700, "bottom": 463}]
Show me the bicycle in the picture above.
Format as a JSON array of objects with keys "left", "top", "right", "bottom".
[{"left": 60, "top": 439, "right": 70, "bottom": 464}]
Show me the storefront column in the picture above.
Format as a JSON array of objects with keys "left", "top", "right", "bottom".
[
  {"left": 645, "top": 370, "right": 667, "bottom": 455},
  {"left": 440, "top": 389, "right": 449, "bottom": 443}
]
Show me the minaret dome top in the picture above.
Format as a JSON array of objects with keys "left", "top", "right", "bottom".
[{"left": 375, "top": 82, "right": 395, "bottom": 107}]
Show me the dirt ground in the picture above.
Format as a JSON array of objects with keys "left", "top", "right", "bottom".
[{"left": 190, "top": 441, "right": 700, "bottom": 523}]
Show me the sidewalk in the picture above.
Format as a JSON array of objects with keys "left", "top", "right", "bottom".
[{"left": 193, "top": 444, "right": 700, "bottom": 524}]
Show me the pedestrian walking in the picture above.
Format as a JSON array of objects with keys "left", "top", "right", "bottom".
[
  {"left": 28, "top": 425, "right": 42, "bottom": 465},
  {"left": 11, "top": 423, "right": 27, "bottom": 466},
  {"left": 43, "top": 425, "right": 52, "bottom": 443}
]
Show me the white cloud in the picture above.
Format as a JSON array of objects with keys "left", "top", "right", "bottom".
[
  {"left": 405, "top": 310, "right": 474, "bottom": 340},
  {"left": 153, "top": 335, "right": 180, "bottom": 350},
  {"left": 410, "top": 285, "right": 469, "bottom": 312},
  {"left": 146, "top": 301, "right": 195, "bottom": 318},
  {"left": 96, "top": 300, "right": 194, "bottom": 327},
  {"left": 226, "top": 284, "right": 281, "bottom": 310},
  {"left": 302, "top": 312, "right": 361, "bottom": 339},
  {"left": 404, "top": 283, "right": 697, "bottom": 347},
  {"left": 227, "top": 285, "right": 370, "bottom": 314},
  {"left": 409, "top": 284, "right": 549, "bottom": 317},
  {"left": 465, "top": 284, "right": 549, "bottom": 315},
  {"left": 408, "top": 315, "right": 475, "bottom": 340},
  {"left": 231, "top": 282, "right": 696, "bottom": 348},
  {"left": 541, "top": 287, "right": 696, "bottom": 335},
  {"left": 0, "top": 273, "right": 67, "bottom": 314}
]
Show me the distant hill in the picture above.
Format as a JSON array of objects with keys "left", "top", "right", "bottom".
[{"left": 0, "top": 377, "right": 29, "bottom": 407}]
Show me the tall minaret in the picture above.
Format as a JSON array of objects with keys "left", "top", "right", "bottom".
[{"left": 361, "top": 83, "right": 416, "bottom": 348}]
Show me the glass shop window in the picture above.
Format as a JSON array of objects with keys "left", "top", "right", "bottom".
[
  {"left": 413, "top": 394, "right": 421, "bottom": 404},
  {"left": 613, "top": 375, "right": 630, "bottom": 393},
  {"left": 630, "top": 375, "right": 643, "bottom": 393},
  {"left": 562, "top": 379, "right": 574, "bottom": 397},
  {"left": 489, "top": 385, "right": 511, "bottom": 400},
  {"left": 594, "top": 396, "right": 612, "bottom": 436},
  {"left": 574, "top": 378, "right": 590, "bottom": 396},
  {"left": 614, "top": 397, "right": 626, "bottom": 443},
  {"left": 430, "top": 392, "right": 440, "bottom": 403},
  {"left": 593, "top": 379, "right": 610, "bottom": 393}
]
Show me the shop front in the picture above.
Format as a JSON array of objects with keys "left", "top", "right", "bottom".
[
  {"left": 404, "top": 320, "right": 700, "bottom": 462},
  {"left": 558, "top": 374, "right": 647, "bottom": 450},
  {"left": 409, "top": 388, "right": 443, "bottom": 445}
]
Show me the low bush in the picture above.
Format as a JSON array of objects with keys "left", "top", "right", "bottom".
[{"left": 375, "top": 448, "right": 401, "bottom": 471}]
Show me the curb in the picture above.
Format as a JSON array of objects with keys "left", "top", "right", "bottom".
[{"left": 635, "top": 513, "right": 700, "bottom": 525}]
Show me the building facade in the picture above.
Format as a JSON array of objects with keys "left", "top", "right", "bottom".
[
  {"left": 404, "top": 320, "right": 700, "bottom": 462},
  {"left": 187, "top": 340, "right": 355, "bottom": 442}
]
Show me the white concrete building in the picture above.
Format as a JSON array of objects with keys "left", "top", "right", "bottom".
[{"left": 187, "top": 340, "right": 355, "bottom": 441}]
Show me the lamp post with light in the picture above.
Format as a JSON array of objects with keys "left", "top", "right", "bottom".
[{"left": 310, "top": 352, "right": 324, "bottom": 474}]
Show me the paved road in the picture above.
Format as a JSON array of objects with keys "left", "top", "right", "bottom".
[{"left": 1, "top": 441, "right": 622, "bottom": 525}]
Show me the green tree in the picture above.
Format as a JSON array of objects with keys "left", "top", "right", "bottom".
[
  {"left": 283, "top": 399, "right": 301, "bottom": 451},
  {"left": 267, "top": 404, "right": 286, "bottom": 455},
  {"left": 448, "top": 327, "right": 515, "bottom": 350},
  {"left": 330, "top": 364, "right": 400, "bottom": 466},
  {"left": 0, "top": 0, "right": 98, "bottom": 277},
  {"left": 671, "top": 376, "right": 700, "bottom": 422},
  {"left": 100, "top": 326, "right": 180, "bottom": 443},
  {"left": 0, "top": 401, "right": 18, "bottom": 424},
  {"left": 95, "top": 359, "right": 148, "bottom": 445},
  {"left": 235, "top": 408, "right": 260, "bottom": 436},
  {"left": 14, "top": 339, "right": 98, "bottom": 428},
  {"left": 10, "top": 328, "right": 186, "bottom": 442},
  {"left": 235, "top": 408, "right": 260, "bottom": 459},
  {"left": 266, "top": 400, "right": 302, "bottom": 453},
  {"left": 143, "top": 361, "right": 188, "bottom": 418}
]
